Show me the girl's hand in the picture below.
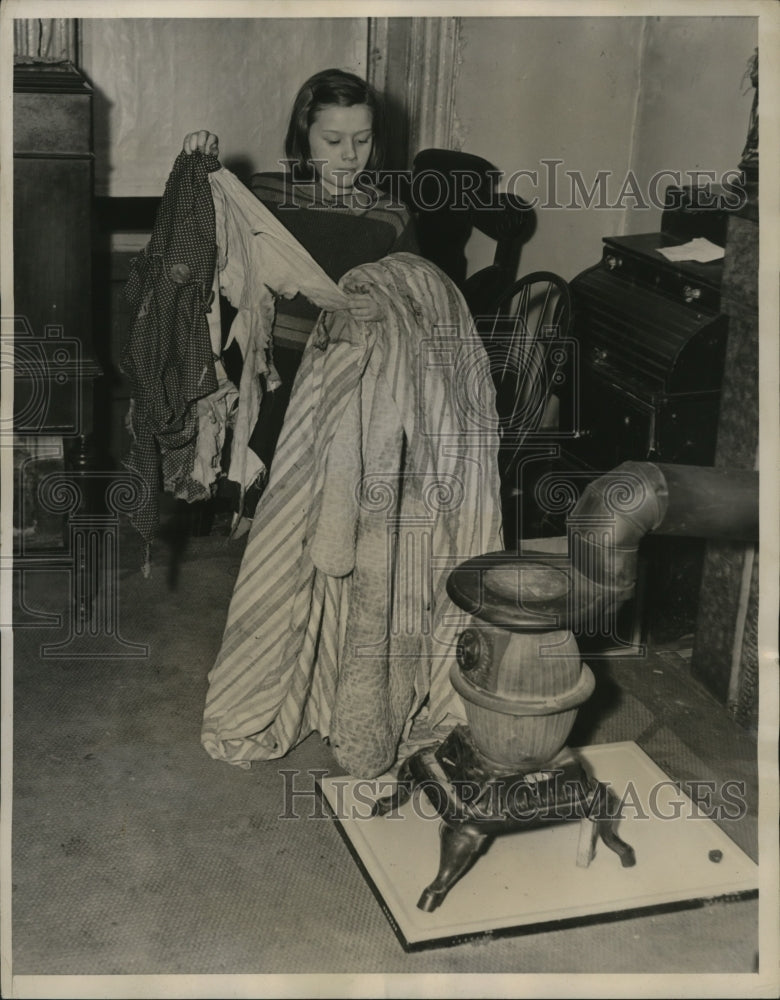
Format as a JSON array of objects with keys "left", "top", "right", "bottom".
[
  {"left": 182, "top": 131, "right": 219, "bottom": 157},
  {"left": 345, "top": 293, "right": 382, "bottom": 322}
]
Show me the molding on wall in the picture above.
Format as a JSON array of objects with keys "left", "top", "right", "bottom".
[
  {"left": 620, "top": 16, "right": 649, "bottom": 237},
  {"left": 450, "top": 23, "right": 467, "bottom": 154},
  {"left": 14, "top": 18, "right": 79, "bottom": 63},
  {"left": 408, "top": 17, "right": 462, "bottom": 154},
  {"left": 367, "top": 17, "right": 390, "bottom": 93},
  {"left": 367, "top": 16, "right": 461, "bottom": 167}
]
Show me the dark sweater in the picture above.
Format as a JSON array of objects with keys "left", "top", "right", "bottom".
[{"left": 250, "top": 172, "right": 418, "bottom": 348}]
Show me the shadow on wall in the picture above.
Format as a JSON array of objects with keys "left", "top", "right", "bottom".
[
  {"left": 382, "top": 89, "right": 411, "bottom": 174},
  {"left": 222, "top": 155, "right": 256, "bottom": 189}
]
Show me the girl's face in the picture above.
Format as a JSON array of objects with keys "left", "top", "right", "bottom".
[{"left": 308, "top": 103, "right": 373, "bottom": 194}]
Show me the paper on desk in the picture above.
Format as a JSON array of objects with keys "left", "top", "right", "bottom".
[{"left": 656, "top": 237, "right": 725, "bottom": 263}]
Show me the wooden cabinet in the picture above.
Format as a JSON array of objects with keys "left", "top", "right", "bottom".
[
  {"left": 565, "top": 231, "right": 728, "bottom": 473},
  {"left": 561, "top": 200, "right": 759, "bottom": 723},
  {"left": 561, "top": 226, "right": 730, "bottom": 646},
  {"left": 13, "top": 61, "right": 102, "bottom": 549}
]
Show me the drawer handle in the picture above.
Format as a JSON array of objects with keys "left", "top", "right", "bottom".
[
  {"left": 683, "top": 285, "right": 702, "bottom": 303},
  {"left": 605, "top": 255, "right": 623, "bottom": 271}
]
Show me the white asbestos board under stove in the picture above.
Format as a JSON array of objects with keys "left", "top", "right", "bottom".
[{"left": 318, "top": 741, "right": 758, "bottom": 950}]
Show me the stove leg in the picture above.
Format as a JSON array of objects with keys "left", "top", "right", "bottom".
[
  {"left": 417, "top": 822, "right": 491, "bottom": 912},
  {"left": 598, "top": 819, "right": 636, "bottom": 867},
  {"left": 370, "top": 758, "right": 415, "bottom": 817},
  {"left": 597, "top": 785, "right": 636, "bottom": 867},
  {"left": 577, "top": 783, "right": 636, "bottom": 868}
]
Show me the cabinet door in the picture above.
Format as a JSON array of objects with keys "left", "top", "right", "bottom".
[
  {"left": 13, "top": 65, "right": 98, "bottom": 439},
  {"left": 13, "top": 64, "right": 100, "bottom": 554},
  {"left": 14, "top": 156, "right": 93, "bottom": 352},
  {"left": 564, "top": 375, "right": 657, "bottom": 473}
]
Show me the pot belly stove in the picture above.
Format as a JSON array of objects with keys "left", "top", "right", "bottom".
[
  {"left": 372, "top": 554, "right": 635, "bottom": 912},
  {"left": 371, "top": 461, "right": 758, "bottom": 913}
]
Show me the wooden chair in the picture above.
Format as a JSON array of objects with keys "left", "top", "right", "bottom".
[{"left": 404, "top": 148, "right": 535, "bottom": 316}]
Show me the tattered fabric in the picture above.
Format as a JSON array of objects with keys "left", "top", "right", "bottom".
[
  {"left": 121, "top": 155, "right": 350, "bottom": 542},
  {"left": 207, "top": 166, "right": 350, "bottom": 507}
]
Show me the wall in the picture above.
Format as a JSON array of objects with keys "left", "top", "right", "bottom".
[
  {"left": 78, "top": 16, "right": 369, "bottom": 465},
  {"left": 452, "top": 16, "right": 757, "bottom": 282},
  {"left": 80, "top": 15, "right": 756, "bottom": 256},
  {"left": 80, "top": 18, "right": 369, "bottom": 197},
  {"left": 625, "top": 16, "right": 757, "bottom": 236}
]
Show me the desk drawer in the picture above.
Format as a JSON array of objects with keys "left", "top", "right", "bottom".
[
  {"left": 563, "top": 373, "right": 720, "bottom": 472},
  {"left": 599, "top": 246, "right": 722, "bottom": 314}
]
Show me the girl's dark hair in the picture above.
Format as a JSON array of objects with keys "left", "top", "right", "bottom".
[{"left": 284, "top": 68, "right": 386, "bottom": 176}]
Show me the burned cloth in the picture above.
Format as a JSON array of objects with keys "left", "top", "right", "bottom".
[
  {"left": 121, "top": 155, "right": 351, "bottom": 542},
  {"left": 207, "top": 166, "right": 349, "bottom": 509},
  {"left": 201, "top": 253, "right": 504, "bottom": 779},
  {"left": 121, "top": 150, "right": 222, "bottom": 542}
]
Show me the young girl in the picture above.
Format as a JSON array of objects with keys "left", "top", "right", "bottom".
[{"left": 184, "top": 68, "right": 418, "bottom": 505}]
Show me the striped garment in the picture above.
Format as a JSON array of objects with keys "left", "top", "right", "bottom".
[{"left": 201, "top": 253, "right": 503, "bottom": 779}]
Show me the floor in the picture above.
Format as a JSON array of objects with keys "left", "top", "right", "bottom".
[{"left": 5, "top": 506, "right": 772, "bottom": 997}]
